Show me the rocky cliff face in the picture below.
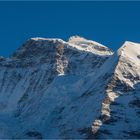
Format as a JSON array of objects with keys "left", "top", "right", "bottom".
[{"left": 0, "top": 36, "right": 139, "bottom": 139}]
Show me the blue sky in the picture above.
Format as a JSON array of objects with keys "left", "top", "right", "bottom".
[{"left": 0, "top": 1, "right": 140, "bottom": 56}]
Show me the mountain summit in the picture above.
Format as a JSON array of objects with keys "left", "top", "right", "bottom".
[{"left": 0, "top": 37, "right": 140, "bottom": 139}]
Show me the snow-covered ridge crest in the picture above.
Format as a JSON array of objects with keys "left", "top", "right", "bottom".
[
  {"left": 10, "top": 36, "right": 113, "bottom": 60},
  {"left": 68, "top": 35, "right": 104, "bottom": 47},
  {"left": 68, "top": 35, "right": 113, "bottom": 55},
  {"left": 30, "top": 37, "right": 65, "bottom": 43}
]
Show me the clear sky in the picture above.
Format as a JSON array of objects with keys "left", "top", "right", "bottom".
[{"left": 0, "top": 1, "right": 140, "bottom": 56}]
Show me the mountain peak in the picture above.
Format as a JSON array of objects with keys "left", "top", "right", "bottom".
[
  {"left": 117, "top": 41, "right": 140, "bottom": 64},
  {"left": 68, "top": 35, "right": 113, "bottom": 55},
  {"left": 119, "top": 40, "right": 140, "bottom": 50},
  {"left": 68, "top": 35, "right": 104, "bottom": 47},
  {"left": 11, "top": 37, "right": 66, "bottom": 60}
]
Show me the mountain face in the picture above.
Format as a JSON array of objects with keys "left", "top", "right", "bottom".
[{"left": 0, "top": 36, "right": 140, "bottom": 139}]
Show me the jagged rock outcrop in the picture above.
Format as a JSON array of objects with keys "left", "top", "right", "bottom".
[{"left": 0, "top": 36, "right": 139, "bottom": 139}]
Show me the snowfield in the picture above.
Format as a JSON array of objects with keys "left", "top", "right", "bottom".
[{"left": 0, "top": 36, "right": 140, "bottom": 139}]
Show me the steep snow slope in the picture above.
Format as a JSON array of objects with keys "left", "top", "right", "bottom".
[
  {"left": 91, "top": 41, "right": 140, "bottom": 139},
  {"left": 0, "top": 37, "right": 140, "bottom": 139}
]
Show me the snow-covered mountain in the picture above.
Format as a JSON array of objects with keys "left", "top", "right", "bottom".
[{"left": 0, "top": 36, "right": 140, "bottom": 139}]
